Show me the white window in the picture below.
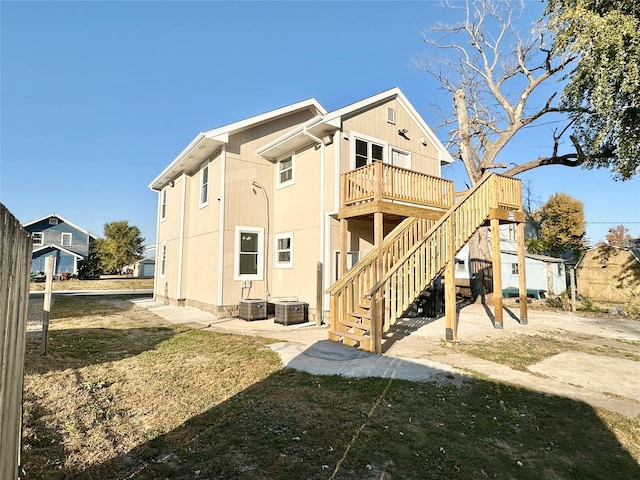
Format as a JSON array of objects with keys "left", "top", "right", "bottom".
[
  {"left": 277, "top": 155, "right": 295, "bottom": 188},
  {"left": 161, "top": 188, "right": 167, "bottom": 221},
  {"left": 32, "top": 232, "right": 44, "bottom": 246},
  {"left": 352, "top": 133, "right": 386, "bottom": 169},
  {"left": 390, "top": 148, "right": 410, "bottom": 169},
  {"left": 61, "top": 232, "right": 72, "bottom": 247},
  {"left": 49, "top": 217, "right": 58, "bottom": 225},
  {"left": 234, "top": 226, "right": 264, "bottom": 280},
  {"left": 387, "top": 107, "right": 396, "bottom": 125},
  {"left": 160, "top": 242, "right": 167, "bottom": 277},
  {"left": 200, "top": 163, "right": 209, "bottom": 207},
  {"left": 455, "top": 258, "right": 465, "bottom": 272},
  {"left": 275, "top": 232, "right": 293, "bottom": 268}
]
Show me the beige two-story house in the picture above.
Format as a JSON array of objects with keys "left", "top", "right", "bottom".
[{"left": 149, "top": 88, "right": 452, "bottom": 316}]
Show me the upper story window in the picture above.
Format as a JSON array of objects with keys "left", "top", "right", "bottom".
[
  {"left": 387, "top": 107, "right": 396, "bottom": 125},
  {"left": 32, "top": 232, "right": 44, "bottom": 246},
  {"left": 277, "top": 155, "right": 294, "bottom": 188},
  {"left": 61, "top": 232, "right": 72, "bottom": 247},
  {"left": 275, "top": 232, "right": 293, "bottom": 268},
  {"left": 353, "top": 134, "right": 385, "bottom": 169},
  {"left": 200, "top": 163, "right": 209, "bottom": 207},
  {"left": 161, "top": 188, "right": 167, "bottom": 221},
  {"left": 49, "top": 218, "right": 59, "bottom": 225}
]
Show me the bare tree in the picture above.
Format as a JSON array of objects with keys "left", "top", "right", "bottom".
[{"left": 415, "top": 0, "right": 580, "bottom": 298}]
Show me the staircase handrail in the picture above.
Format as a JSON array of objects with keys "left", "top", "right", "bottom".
[
  {"left": 365, "top": 173, "right": 498, "bottom": 297},
  {"left": 327, "top": 216, "right": 421, "bottom": 295}
]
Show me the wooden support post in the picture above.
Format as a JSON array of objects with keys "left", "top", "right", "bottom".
[
  {"left": 339, "top": 218, "right": 348, "bottom": 277},
  {"left": 570, "top": 267, "right": 577, "bottom": 313},
  {"left": 374, "top": 212, "right": 384, "bottom": 277},
  {"left": 370, "top": 291, "right": 381, "bottom": 353},
  {"left": 516, "top": 221, "right": 528, "bottom": 324},
  {"left": 490, "top": 218, "right": 503, "bottom": 329},
  {"left": 41, "top": 256, "right": 54, "bottom": 355},
  {"left": 445, "top": 219, "right": 456, "bottom": 340}
]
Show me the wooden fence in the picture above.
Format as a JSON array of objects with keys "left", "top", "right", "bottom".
[{"left": 0, "top": 203, "right": 33, "bottom": 479}]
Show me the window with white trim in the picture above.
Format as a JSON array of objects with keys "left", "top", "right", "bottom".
[
  {"left": 49, "top": 217, "right": 59, "bottom": 225},
  {"left": 61, "top": 232, "right": 72, "bottom": 247},
  {"left": 234, "top": 226, "right": 264, "bottom": 280},
  {"left": 160, "top": 242, "right": 167, "bottom": 277},
  {"left": 32, "top": 232, "right": 44, "bottom": 246},
  {"left": 353, "top": 134, "right": 385, "bottom": 169},
  {"left": 333, "top": 250, "right": 360, "bottom": 281},
  {"left": 277, "top": 155, "right": 294, "bottom": 188},
  {"left": 161, "top": 188, "right": 167, "bottom": 221},
  {"left": 275, "top": 232, "right": 293, "bottom": 268},
  {"left": 200, "top": 163, "right": 209, "bottom": 207},
  {"left": 455, "top": 258, "right": 466, "bottom": 272}
]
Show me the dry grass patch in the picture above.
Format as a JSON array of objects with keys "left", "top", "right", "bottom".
[
  {"left": 22, "top": 296, "right": 640, "bottom": 479},
  {"left": 448, "top": 333, "right": 640, "bottom": 371},
  {"left": 30, "top": 277, "right": 154, "bottom": 291}
]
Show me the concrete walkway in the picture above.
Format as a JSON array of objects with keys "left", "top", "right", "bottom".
[{"left": 133, "top": 298, "right": 640, "bottom": 417}]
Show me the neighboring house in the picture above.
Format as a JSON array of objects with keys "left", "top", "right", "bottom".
[
  {"left": 576, "top": 245, "right": 640, "bottom": 303},
  {"left": 133, "top": 246, "right": 156, "bottom": 278},
  {"left": 23, "top": 213, "right": 96, "bottom": 276},
  {"left": 149, "top": 88, "right": 454, "bottom": 320},
  {"left": 455, "top": 214, "right": 566, "bottom": 297}
]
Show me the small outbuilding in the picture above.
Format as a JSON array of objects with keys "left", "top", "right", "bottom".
[{"left": 576, "top": 245, "right": 640, "bottom": 304}]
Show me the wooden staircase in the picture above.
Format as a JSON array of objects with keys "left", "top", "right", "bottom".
[{"left": 328, "top": 174, "right": 523, "bottom": 352}]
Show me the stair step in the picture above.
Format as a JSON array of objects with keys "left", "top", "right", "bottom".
[
  {"left": 329, "top": 330, "right": 371, "bottom": 350},
  {"left": 338, "top": 319, "right": 371, "bottom": 331},
  {"left": 347, "top": 310, "right": 371, "bottom": 320}
]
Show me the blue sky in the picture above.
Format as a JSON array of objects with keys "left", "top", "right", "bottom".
[{"left": 2, "top": 0, "right": 638, "bottom": 246}]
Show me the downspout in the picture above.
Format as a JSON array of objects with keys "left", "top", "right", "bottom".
[
  {"left": 217, "top": 146, "right": 226, "bottom": 307},
  {"left": 177, "top": 172, "right": 187, "bottom": 300},
  {"left": 302, "top": 126, "right": 327, "bottom": 319}
]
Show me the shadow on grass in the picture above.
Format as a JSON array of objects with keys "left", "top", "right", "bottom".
[
  {"left": 24, "top": 325, "right": 178, "bottom": 374},
  {"left": 40, "top": 361, "right": 640, "bottom": 480}
]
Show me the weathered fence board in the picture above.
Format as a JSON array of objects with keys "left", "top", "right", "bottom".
[{"left": 0, "top": 203, "right": 33, "bottom": 480}]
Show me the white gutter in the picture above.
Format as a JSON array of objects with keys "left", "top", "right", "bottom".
[
  {"left": 177, "top": 172, "right": 187, "bottom": 300},
  {"left": 217, "top": 146, "right": 227, "bottom": 307}
]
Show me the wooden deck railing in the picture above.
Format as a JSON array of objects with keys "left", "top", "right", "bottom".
[
  {"left": 341, "top": 162, "right": 454, "bottom": 210},
  {"left": 328, "top": 173, "right": 522, "bottom": 352}
]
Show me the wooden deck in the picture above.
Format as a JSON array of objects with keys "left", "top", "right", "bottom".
[
  {"left": 329, "top": 172, "right": 527, "bottom": 353},
  {"left": 339, "top": 162, "right": 454, "bottom": 221}
]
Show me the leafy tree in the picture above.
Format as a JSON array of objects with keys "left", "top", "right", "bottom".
[
  {"left": 605, "top": 225, "right": 632, "bottom": 247},
  {"left": 415, "top": 0, "right": 637, "bottom": 297},
  {"left": 546, "top": 0, "right": 640, "bottom": 180},
  {"left": 526, "top": 192, "right": 586, "bottom": 260},
  {"left": 77, "top": 238, "right": 103, "bottom": 279},
  {"left": 99, "top": 220, "right": 145, "bottom": 274}
]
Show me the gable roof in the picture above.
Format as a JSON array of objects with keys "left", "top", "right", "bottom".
[
  {"left": 23, "top": 213, "right": 97, "bottom": 239},
  {"left": 257, "top": 87, "right": 454, "bottom": 164},
  {"left": 32, "top": 244, "right": 84, "bottom": 259},
  {"left": 148, "top": 98, "right": 326, "bottom": 191}
]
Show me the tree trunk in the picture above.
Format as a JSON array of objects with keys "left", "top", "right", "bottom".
[{"left": 468, "top": 226, "right": 494, "bottom": 303}]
